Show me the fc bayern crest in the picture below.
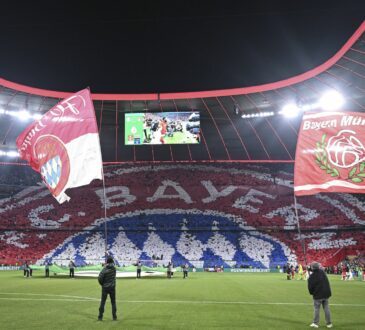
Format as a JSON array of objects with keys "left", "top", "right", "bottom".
[
  {"left": 315, "top": 130, "right": 365, "bottom": 183},
  {"left": 33, "top": 135, "right": 70, "bottom": 197}
]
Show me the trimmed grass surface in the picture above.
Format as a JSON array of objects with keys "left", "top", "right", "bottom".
[
  {"left": 163, "top": 131, "right": 198, "bottom": 144},
  {"left": 0, "top": 271, "right": 364, "bottom": 329}
]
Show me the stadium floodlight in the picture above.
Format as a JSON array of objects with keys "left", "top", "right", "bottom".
[
  {"left": 33, "top": 113, "right": 43, "bottom": 120},
  {"left": 6, "top": 150, "right": 19, "bottom": 157},
  {"left": 18, "top": 110, "right": 31, "bottom": 120},
  {"left": 6, "top": 109, "right": 43, "bottom": 120},
  {"left": 0, "top": 108, "right": 5, "bottom": 115},
  {"left": 241, "top": 111, "right": 275, "bottom": 119},
  {"left": 279, "top": 103, "right": 300, "bottom": 118},
  {"left": 0, "top": 150, "right": 19, "bottom": 157},
  {"left": 319, "top": 90, "right": 344, "bottom": 111}
]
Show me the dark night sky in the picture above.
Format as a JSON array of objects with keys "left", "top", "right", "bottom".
[{"left": 0, "top": 1, "right": 364, "bottom": 93}]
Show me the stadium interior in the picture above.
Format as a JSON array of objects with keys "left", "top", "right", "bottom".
[
  {"left": 0, "top": 21, "right": 364, "bottom": 271},
  {"left": 0, "top": 3, "right": 365, "bottom": 327}
]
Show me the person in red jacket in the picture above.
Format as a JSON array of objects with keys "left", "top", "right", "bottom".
[
  {"left": 341, "top": 263, "right": 347, "bottom": 280},
  {"left": 291, "top": 265, "right": 295, "bottom": 280},
  {"left": 159, "top": 118, "right": 167, "bottom": 144}
]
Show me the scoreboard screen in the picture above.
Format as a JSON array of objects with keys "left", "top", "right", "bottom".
[{"left": 125, "top": 112, "right": 200, "bottom": 145}]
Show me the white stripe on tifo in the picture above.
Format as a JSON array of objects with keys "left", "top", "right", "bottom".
[{"left": 0, "top": 294, "right": 364, "bottom": 307}]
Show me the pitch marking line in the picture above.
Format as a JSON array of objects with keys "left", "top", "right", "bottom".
[
  {"left": 0, "top": 298, "right": 99, "bottom": 302},
  {"left": 0, "top": 294, "right": 364, "bottom": 307},
  {"left": 0, "top": 292, "right": 98, "bottom": 300},
  {"left": 124, "top": 300, "right": 365, "bottom": 307}
]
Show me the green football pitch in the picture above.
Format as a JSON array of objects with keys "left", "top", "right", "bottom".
[{"left": 0, "top": 271, "right": 364, "bottom": 329}]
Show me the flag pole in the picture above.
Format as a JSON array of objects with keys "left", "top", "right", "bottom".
[
  {"left": 293, "top": 194, "right": 307, "bottom": 266},
  {"left": 88, "top": 87, "right": 109, "bottom": 260},
  {"left": 101, "top": 166, "right": 108, "bottom": 259}
]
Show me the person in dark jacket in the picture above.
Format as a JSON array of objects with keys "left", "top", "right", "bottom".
[
  {"left": 98, "top": 257, "right": 117, "bottom": 321},
  {"left": 69, "top": 260, "right": 75, "bottom": 278},
  {"left": 183, "top": 263, "right": 189, "bottom": 279},
  {"left": 167, "top": 261, "right": 173, "bottom": 279},
  {"left": 136, "top": 260, "right": 142, "bottom": 279},
  {"left": 23, "top": 261, "right": 30, "bottom": 278},
  {"left": 29, "top": 261, "right": 33, "bottom": 277},
  {"left": 286, "top": 264, "right": 291, "bottom": 280},
  {"left": 45, "top": 261, "right": 50, "bottom": 278},
  {"left": 308, "top": 262, "right": 333, "bottom": 328}
]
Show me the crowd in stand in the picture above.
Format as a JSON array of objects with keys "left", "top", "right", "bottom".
[
  {"left": 325, "top": 257, "right": 365, "bottom": 279},
  {"left": 0, "top": 165, "right": 39, "bottom": 187},
  {"left": 0, "top": 163, "right": 364, "bottom": 268}
]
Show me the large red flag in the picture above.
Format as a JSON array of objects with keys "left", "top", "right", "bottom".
[
  {"left": 294, "top": 111, "right": 365, "bottom": 196},
  {"left": 16, "top": 89, "right": 103, "bottom": 203}
]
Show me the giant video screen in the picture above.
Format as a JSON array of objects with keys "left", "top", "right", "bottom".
[{"left": 125, "top": 112, "right": 200, "bottom": 145}]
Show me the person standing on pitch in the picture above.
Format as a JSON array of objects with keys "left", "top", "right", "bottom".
[
  {"left": 69, "top": 259, "right": 75, "bottom": 278},
  {"left": 29, "top": 261, "right": 33, "bottom": 277},
  {"left": 45, "top": 261, "right": 50, "bottom": 278},
  {"left": 308, "top": 262, "right": 333, "bottom": 328},
  {"left": 136, "top": 260, "right": 142, "bottom": 279},
  {"left": 183, "top": 263, "right": 189, "bottom": 279},
  {"left": 298, "top": 264, "right": 304, "bottom": 281},
  {"left": 98, "top": 256, "right": 117, "bottom": 321},
  {"left": 167, "top": 261, "right": 173, "bottom": 279},
  {"left": 23, "top": 261, "right": 30, "bottom": 278}
]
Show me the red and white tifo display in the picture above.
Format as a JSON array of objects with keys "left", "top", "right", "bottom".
[{"left": 0, "top": 164, "right": 364, "bottom": 266}]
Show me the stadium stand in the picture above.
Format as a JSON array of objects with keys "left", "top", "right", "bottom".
[{"left": 0, "top": 163, "right": 363, "bottom": 268}]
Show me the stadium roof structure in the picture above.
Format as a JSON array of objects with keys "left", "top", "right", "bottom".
[{"left": 0, "top": 21, "right": 364, "bottom": 164}]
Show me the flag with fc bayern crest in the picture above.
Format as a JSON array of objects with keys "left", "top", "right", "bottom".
[
  {"left": 16, "top": 89, "right": 103, "bottom": 203},
  {"left": 294, "top": 111, "right": 365, "bottom": 195}
]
